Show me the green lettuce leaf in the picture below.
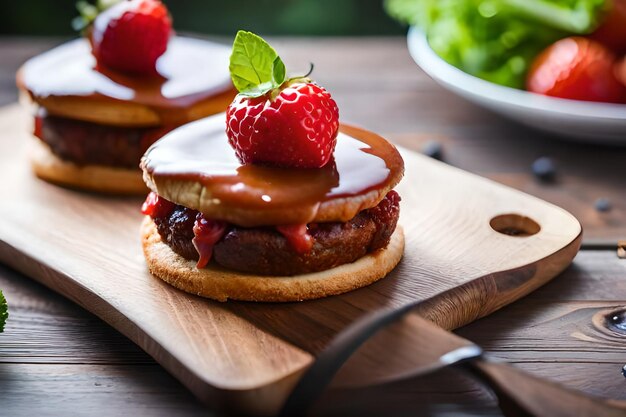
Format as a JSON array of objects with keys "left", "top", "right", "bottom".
[{"left": 385, "top": 0, "right": 607, "bottom": 88}]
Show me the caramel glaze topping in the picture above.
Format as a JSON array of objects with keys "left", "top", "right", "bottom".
[
  {"left": 17, "top": 37, "right": 234, "bottom": 126},
  {"left": 141, "top": 114, "right": 404, "bottom": 227}
]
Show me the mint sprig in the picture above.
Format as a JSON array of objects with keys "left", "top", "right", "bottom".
[
  {"left": 72, "top": 0, "right": 121, "bottom": 32},
  {"left": 229, "top": 31, "right": 287, "bottom": 98},
  {"left": 0, "top": 290, "right": 7, "bottom": 333}
]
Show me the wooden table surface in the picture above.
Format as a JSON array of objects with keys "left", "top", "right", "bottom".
[{"left": 1, "top": 37, "right": 625, "bottom": 416}]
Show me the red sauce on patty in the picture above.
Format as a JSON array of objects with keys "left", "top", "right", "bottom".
[{"left": 144, "top": 190, "right": 401, "bottom": 276}]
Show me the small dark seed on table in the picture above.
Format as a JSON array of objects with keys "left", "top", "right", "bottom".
[
  {"left": 531, "top": 157, "right": 556, "bottom": 182},
  {"left": 594, "top": 198, "right": 612, "bottom": 213},
  {"left": 422, "top": 140, "right": 443, "bottom": 161}
]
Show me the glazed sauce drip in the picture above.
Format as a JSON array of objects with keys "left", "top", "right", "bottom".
[
  {"left": 142, "top": 191, "right": 175, "bottom": 218},
  {"left": 33, "top": 113, "right": 44, "bottom": 139},
  {"left": 143, "top": 193, "right": 321, "bottom": 265},
  {"left": 276, "top": 225, "right": 314, "bottom": 254},
  {"left": 192, "top": 214, "right": 227, "bottom": 268},
  {"left": 19, "top": 37, "right": 233, "bottom": 125},
  {"left": 143, "top": 191, "right": 400, "bottom": 268},
  {"left": 143, "top": 115, "right": 403, "bottom": 225}
]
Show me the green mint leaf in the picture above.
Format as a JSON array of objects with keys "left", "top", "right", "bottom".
[
  {"left": 73, "top": 1, "right": 98, "bottom": 31},
  {"left": 72, "top": 0, "right": 121, "bottom": 33},
  {"left": 229, "top": 31, "right": 287, "bottom": 97},
  {"left": 97, "top": 0, "right": 121, "bottom": 10},
  {"left": 272, "top": 56, "right": 286, "bottom": 89},
  {"left": 0, "top": 289, "right": 7, "bottom": 333},
  {"left": 237, "top": 81, "right": 277, "bottom": 98},
  {"left": 76, "top": 0, "right": 98, "bottom": 17}
]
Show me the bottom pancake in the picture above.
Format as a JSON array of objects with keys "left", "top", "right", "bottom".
[
  {"left": 141, "top": 217, "right": 405, "bottom": 302},
  {"left": 31, "top": 140, "right": 146, "bottom": 195}
]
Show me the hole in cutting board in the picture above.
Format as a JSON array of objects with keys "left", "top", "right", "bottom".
[
  {"left": 490, "top": 214, "right": 541, "bottom": 237},
  {"left": 603, "top": 308, "right": 626, "bottom": 336}
]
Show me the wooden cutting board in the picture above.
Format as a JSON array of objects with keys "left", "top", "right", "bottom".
[{"left": 0, "top": 104, "right": 581, "bottom": 415}]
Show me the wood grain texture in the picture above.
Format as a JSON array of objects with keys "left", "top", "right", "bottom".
[
  {"left": 389, "top": 133, "right": 626, "bottom": 245},
  {"left": 0, "top": 37, "right": 623, "bottom": 417},
  {"left": 467, "top": 359, "right": 626, "bottom": 417},
  {"left": 321, "top": 313, "right": 626, "bottom": 417},
  {"left": 0, "top": 103, "right": 581, "bottom": 415},
  {"left": 1, "top": 251, "right": 625, "bottom": 416},
  {"left": 0, "top": 363, "right": 208, "bottom": 417},
  {"left": 0, "top": 263, "right": 499, "bottom": 417}
]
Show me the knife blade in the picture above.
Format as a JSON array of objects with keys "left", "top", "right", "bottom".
[{"left": 330, "top": 312, "right": 483, "bottom": 388}]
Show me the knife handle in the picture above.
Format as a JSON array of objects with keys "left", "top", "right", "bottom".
[
  {"left": 280, "top": 302, "right": 626, "bottom": 417},
  {"left": 464, "top": 359, "right": 626, "bottom": 417}
]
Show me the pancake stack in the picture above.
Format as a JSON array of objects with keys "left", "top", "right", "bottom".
[
  {"left": 139, "top": 116, "right": 405, "bottom": 302},
  {"left": 138, "top": 31, "right": 405, "bottom": 302},
  {"left": 16, "top": 0, "right": 235, "bottom": 194}
]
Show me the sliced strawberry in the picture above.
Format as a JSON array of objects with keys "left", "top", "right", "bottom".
[{"left": 90, "top": 0, "right": 172, "bottom": 74}]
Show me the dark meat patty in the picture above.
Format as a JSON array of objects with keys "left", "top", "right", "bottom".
[
  {"left": 35, "top": 113, "right": 174, "bottom": 168},
  {"left": 152, "top": 191, "right": 401, "bottom": 276}
]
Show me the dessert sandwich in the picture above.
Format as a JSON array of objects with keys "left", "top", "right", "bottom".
[
  {"left": 16, "top": 0, "right": 235, "bottom": 194},
  {"left": 140, "top": 32, "right": 405, "bottom": 302}
]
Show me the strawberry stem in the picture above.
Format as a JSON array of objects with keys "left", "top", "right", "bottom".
[{"left": 303, "top": 62, "right": 315, "bottom": 78}]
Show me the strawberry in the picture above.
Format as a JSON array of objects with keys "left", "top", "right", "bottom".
[
  {"left": 226, "top": 82, "right": 339, "bottom": 168},
  {"left": 225, "top": 31, "right": 339, "bottom": 168},
  {"left": 87, "top": 0, "right": 172, "bottom": 74}
]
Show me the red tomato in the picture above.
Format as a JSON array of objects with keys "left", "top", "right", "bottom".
[
  {"left": 526, "top": 37, "right": 626, "bottom": 104},
  {"left": 590, "top": 0, "right": 626, "bottom": 54}
]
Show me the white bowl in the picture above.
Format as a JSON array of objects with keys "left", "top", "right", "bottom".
[{"left": 407, "top": 27, "right": 626, "bottom": 144}]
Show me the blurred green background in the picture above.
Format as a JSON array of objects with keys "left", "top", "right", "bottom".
[{"left": 1, "top": 0, "right": 404, "bottom": 36}]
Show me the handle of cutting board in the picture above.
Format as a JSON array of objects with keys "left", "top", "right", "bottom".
[{"left": 279, "top": 306, "right": 626, "bottom": 417}]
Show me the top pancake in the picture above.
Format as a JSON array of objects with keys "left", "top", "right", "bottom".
[
  {"left": 17, "top": 37, "right": 236, "bottom": 127},
  {"left": 141, "top": 114, "right": 404, "bottom": 227}
]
